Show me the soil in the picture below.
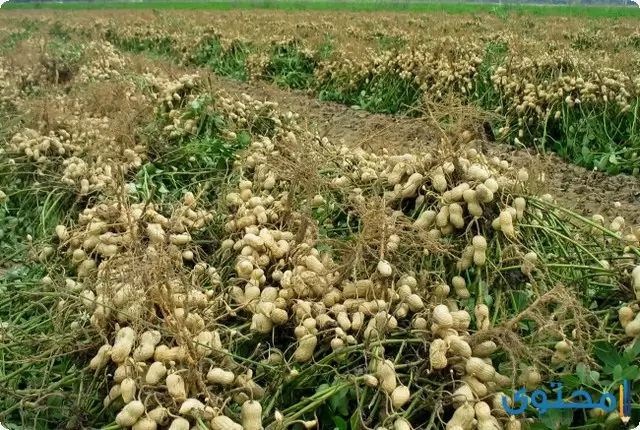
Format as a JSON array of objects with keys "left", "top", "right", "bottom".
[{"left": 487, "top": 144, "right": 640, "bottom": 226}]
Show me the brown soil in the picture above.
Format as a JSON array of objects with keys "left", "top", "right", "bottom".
[
  {"left": 206, "top": 75, "right": 436, "bottom": 152},
  {"left": 486, "top": 144, "right": 640, "bottom": 226}
]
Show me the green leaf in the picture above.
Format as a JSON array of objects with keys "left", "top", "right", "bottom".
[
  {"left": 212, "top": 115, "right": 226, "bottom": 129},
  {"left": 620, "top": 365, "right": 640, "bottom": 382},
  {"left": 332, "top": 416, "right": 348, "bottom": 430},
  {"left": 626, "top": 339, "right": 640, "bottom": 360},
  {"left": 143, "top": 163, "right": 157, "bottom": 175},
  {"left": 596, "top": 155, "right": 608, "bottom": 171},
  {"left": 613, "top": 364, "right": 623, "bottom": 381},
  {"left": 606, "top": 164, "right": 621, "bottom": 175},
  {"left": 560, "top": 374, "right": 581, "bottom": 390},
  {"left": 189, "top": 99, "right": 202, "bottom": 111},
  {"left": 328, "top": 389, "right": 349, "bottom": 416},
  {"left": 337, "top": 397, "right": 350, "bottom": 416},
  {"left": 593, "top": 341, "right": 621, "bottom": 371},
  {"left": 580, "top": 131, "right": 591, "bottom": 145},
  {"left": 237, "top": 131, "right": 251, "bottom": 148},
  {"left": 317, "top": 383, "right": 331, "bottom": 394},
  {"left": 512, "top": 292, "right": 530, "bottom": 313},
  {"left": 576, "top": 363, "right": 588, "bottom": 385},
  {"left": 608, "top": 153, "right": 618, "bottom": 165},
  {"left": 528, "top": 424, "right": 552, "bottom": 430},
  {"left": 590, "top": 370, "right": 600, "bottom": 383},
  {"left": 484, "top": 293, "right": 494, "bottom": 308},
  {"left": 540, "top": 408, "right": 574, "bottom": 429}
]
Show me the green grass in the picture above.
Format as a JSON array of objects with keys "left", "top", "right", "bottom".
[
  {"left": 265, "top": 41, "right": 322, "bottom": 90},
  {"left": 4, "top": 1, "right": 640, "bottom": 18}
]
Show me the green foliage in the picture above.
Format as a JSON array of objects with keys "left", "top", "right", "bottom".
[
  {"left": 375, "top": 33, "right": 407, "bottom": 51},
  {"left": 264, "top": 41, "right": 319, "bottom": 89},
  {"left": 319, "top": 72, "right": 422, "bottom": 115},
  {"left": 105, "top": 28, "right": 176, "bottom": 57},
  {"left": 48, "top": 20, "right": 73, "bottom": 42},
  {"left": 136, "top": 95, "right": 251, "bottom": 205},
  {"left": 5, "top": 1, "right": 640, "bottom": 19},
  {"left": 314, "top": 383, "right": 359, "bottom": 430},
  {"left": 190, "top": 36, "right": 251, "bottom": 81},
  {"left": 0, "top": 138, "right": 81, "bottom": 259},
  {"left": 0, "top": 83, "right": 254, "bottom": 430},
  {"left": 499, "top": 340, "right": 640, "bottom": 430},
  {"left": 37, "top": 39, "right": 84, "bottom": 86},
  {"left": 0, "top": 265, "right": 110, "bottom": 430},
  {"left": 541, "top": 100, "right": 640, "bottom": 175},
  {"left": 0, "top": 131, "right": 99, "bottom": 430},
  {"left": 570, "top": 32, "right": 600, "bottom": 51},
  {"left": 137, "top": 132, "right": 250, "bottom": 203},
  {"left": 472, "top": 41, "right": 509, "bottom": 110},
  {"left": 0, "top": 30, "right": 31, "bottom": 53}
]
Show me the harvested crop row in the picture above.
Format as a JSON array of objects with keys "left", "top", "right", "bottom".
[
  {"left": 88, "top": 14, "right": 640, "bottom": 176},
  {"left": 1, "top": 24, "right": 639, "bottom": 429},
  {"left": 27, "top": 70, "right": 638, "bottom": 429}
]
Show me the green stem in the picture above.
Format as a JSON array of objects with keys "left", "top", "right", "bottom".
[{"left": 281, "top": 381, "right": 354, "bottom": 422}]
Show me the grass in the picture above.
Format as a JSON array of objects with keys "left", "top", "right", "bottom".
[
  {"left": 318, "top": 73, "right": 423, "bottom": 115},
  {"left": 2, "top": 1, "right": 640, "bottom": 18}
]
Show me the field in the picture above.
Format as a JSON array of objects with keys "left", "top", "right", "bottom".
[
  {"left": 2, "top": 2, "right": 640, "bottom": 18},
  {"left": 1, "top": 6, "right": 640, "bottom": 430}
]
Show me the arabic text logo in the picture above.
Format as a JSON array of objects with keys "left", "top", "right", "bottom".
[{"left": 502, "top": 380, "right": 632, "bottom": 421}]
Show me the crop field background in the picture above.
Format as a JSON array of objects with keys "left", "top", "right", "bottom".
[
  {"left": 0, "top": 5, "right": 640, "bottom": 430},
  {"left": 2, "top": 2, "right": 640, "bottom": 18}
]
